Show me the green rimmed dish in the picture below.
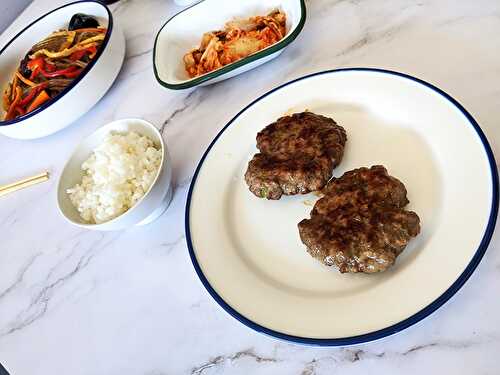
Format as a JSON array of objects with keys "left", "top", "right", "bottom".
[{"left": 153, "top": 0, "right": 306, "bottom": 90}]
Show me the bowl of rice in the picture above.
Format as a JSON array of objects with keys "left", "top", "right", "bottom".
[{"left": 57, "top": 118, "right": 172, "bottom": 230}]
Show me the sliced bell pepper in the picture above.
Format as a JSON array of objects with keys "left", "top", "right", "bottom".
[
  {"left": 60, "top": 68, "right": 83, "bottom": 78},
  {"left": 14, "top": 106, "right": 25, "bottom": 116},
  {"left": 39, "top": 65, "right": 82, "bottom": 79},
  {"left": 18, "top": 83, "right": 48, "bottom": 108},
  {"left": 26, "top": 56, "right": 44, "bottom": 70},
  {"left": 70, "top": 45, "right": 97, "bottom": 61},
  {"left": 70, "top": 49, "right": 86, "bottom": 61},
  {"left": 27, "top": 56, "right": 44, "bottom": 73},
  {"left": 29, "top": 66, "right": 40, "bottom": 80},
  {"left": 26, "top": 90, "right": 50, "bottom": 113},
  {"left": 26, "top": 57, "right": 82, "bottom": 79},
  {"left": 27, "top": 57, "right": 45, "bottom": 80},
  {"left": 87, "top": 45, "right": 98, "bottom": 59},
  {"left": 45, "top": 62, "right": 56, "bottom": 72}
]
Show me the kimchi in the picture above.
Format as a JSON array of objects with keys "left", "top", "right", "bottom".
[{"left": 183, "top": 10, "right": 287, "bottom": 78}]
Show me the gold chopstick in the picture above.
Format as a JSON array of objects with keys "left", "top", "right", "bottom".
[{"left": 0, "top": 171, "right": 50, "bottom": 197}]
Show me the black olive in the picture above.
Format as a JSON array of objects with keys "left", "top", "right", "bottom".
[
  {"left": 19, "top": 53, "right": 32, "bottom": 78},
  {"left": 68, "top": 13, "right": 99, "bottom": 31}
]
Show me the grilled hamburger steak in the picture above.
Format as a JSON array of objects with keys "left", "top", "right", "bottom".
[
  {"left": 245, "top": 112, "right": 347, "bottom": 199},
  {"left": 298, "top": 166, "right": 420, "bottom": 273}
]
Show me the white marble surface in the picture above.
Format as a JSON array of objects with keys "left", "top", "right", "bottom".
[{"left": 0, "top": 0, "right": 500, "bottom": 374}]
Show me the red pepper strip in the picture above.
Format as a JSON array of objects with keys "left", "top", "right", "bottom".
[
  {"left": 27, "top": 56, "right": 45, "bottom": 79},
  {"left": 87, "top": 45, "right": 97, "bottom": 59},
  {"left": 18, "top": 83, "right": 48, "bottom": 108},
  {"left": 29, "top": 66, "right": 40, "bottom": 80},
  {"left": 26, "top": 57, "right": 61, "bottom": 79},
  {"left": 45, "top": 63, "right": 56, "bottom": 72},
  {"left": 61, "top": 68, "right": 83, "bottom": 78},
  {"left": 27, "top": 57, "right": 44, "bottom": 71},
  {"left": 70, "top": 45, "right": 97, "bottom": 61},
  {"left": 39, "top": 66, "right": 80, "bottom": 78},
  {"left": 70, "top": 49, "right": 86, "bottom": 61},
  {"left": 26, "top": 90, "right": 50, "bottom": 113},
  {"left": 14, "top": 107, "right": 25, "bottom": 116}
]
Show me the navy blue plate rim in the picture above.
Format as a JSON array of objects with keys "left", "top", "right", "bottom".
[
  {"left": 0, "top": 0, "right": 113, "bottom": 127},
  {"left": 185, "top": 67, "right": 499, "bottom": 346}
]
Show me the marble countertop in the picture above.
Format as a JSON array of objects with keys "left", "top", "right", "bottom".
[{"left": 1, "top": 0, "right": 500, "bottom": 374}]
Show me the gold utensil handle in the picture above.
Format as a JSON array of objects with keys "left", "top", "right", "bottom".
[{"left": 0, "top": 172, "right": 50, "bottom": 197}]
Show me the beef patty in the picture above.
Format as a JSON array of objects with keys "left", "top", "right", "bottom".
[
  {"left": 298, "top": 165, "right": 421, "bottom": 273},
  {"left": 245, "top": 112, "right": 347, "bottom": 200}
]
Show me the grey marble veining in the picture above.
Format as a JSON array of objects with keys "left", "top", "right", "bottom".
[{"left": 0, "top": 0, "right": 499, "bottom": 374}]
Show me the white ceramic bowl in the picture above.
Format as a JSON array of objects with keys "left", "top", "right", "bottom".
[
  {"left": 153, "top": 0, "right": 306, "bottom": 89},
  {"left": 57, "top": 118, "right": 173, "bottom": 231},
  {"left": 0, "top": 1, "right": 125, "bottom": 140}
]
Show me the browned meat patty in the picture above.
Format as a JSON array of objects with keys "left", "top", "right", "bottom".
[
  {"left": 298, "top": 165, "right": 421, "bottom": 273},
  {"left": 245, "top": 112, "right": 347, "bottom": 199},
  {"left": 245, "top": 154, "right": 334, "bottom": 200}
]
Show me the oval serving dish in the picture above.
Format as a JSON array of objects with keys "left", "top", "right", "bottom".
[
  {"left": 0, "top": 0, "right": 125, "bottom": 140},
  {"left": 153, "top": 0, "right": 306, "bottom": 90}
]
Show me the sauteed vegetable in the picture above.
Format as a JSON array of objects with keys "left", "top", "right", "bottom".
[{"left": 2, "top": 13, "right": 106, "bottom": 121}]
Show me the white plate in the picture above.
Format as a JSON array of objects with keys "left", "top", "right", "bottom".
[
  {"left": 186, "top": 69, "right": 498, "bottom": 345},
  {"left": 153, "top": 0, "right": 305, "bottom": 89}
]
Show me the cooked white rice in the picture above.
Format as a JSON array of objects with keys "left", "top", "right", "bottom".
[{"left": 67, "top": 131, "right": 162, "bottom": 224}]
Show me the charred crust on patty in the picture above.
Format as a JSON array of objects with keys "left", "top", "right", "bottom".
[
  {"left": 245, "top": 112, "right": 347, "bottom": 200},
  {"left": 298, "top": 165, "right": 421, "bottom": 273}
]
